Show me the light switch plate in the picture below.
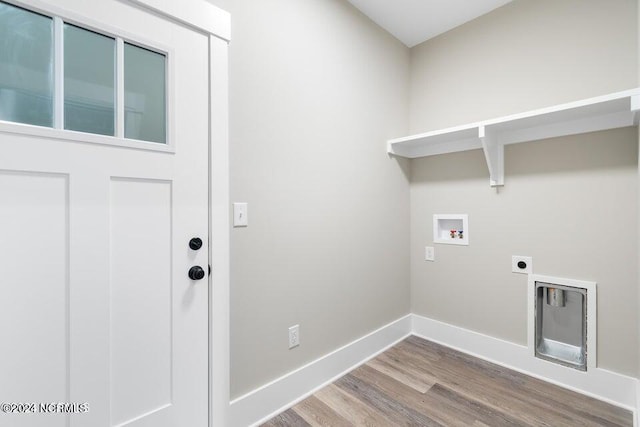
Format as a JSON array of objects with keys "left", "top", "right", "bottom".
[{"left": 233, "top": 202, "right": 248, "bottom": 227}]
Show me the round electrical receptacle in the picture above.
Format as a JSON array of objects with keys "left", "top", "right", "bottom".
[{"left": 517, "top": 261, "right": 527, "bottom": 269}]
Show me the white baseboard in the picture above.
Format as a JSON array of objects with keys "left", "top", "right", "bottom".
[
  {"left": 412, "top": 314, "right": 637, "bottom": 411},
  {"left": 635, "top": 379, "right": 639, "bottom": 427},
  {"left": 228, "top": 313, "right": 636, "bottom": 426},
  {"left": 228, "top": 314, "right": 412, "bottom": 427}
]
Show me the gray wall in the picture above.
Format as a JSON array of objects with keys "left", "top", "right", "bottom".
[
  {"left": 409, "top": 0, "right": 639, "bottom": 376},
  {"left": 410, "top": 0, "right": 638, "bottom": 131},
  {"left": 207, "top": 0, "right": 411, "bottom": 398},
  {"left": 206, "top": 0, "right": 640, "bottom": 397}
]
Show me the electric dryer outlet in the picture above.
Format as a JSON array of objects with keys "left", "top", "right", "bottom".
[{"left": 512, "top": 256, "right": 533, "bottom": 274}]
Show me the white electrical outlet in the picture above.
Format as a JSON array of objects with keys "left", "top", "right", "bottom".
[
  {"left": 288, "top": 325, "right": 299, "bottom": 349},
  {"left": 512, "top": 255, "right": 533, "bottom": 274},
  {"left": 425, "top": 246, "right": 435, "bottom": 262}
]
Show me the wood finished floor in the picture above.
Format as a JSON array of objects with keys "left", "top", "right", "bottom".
[{"left": 262, "top": 336, "right": 632, "bottom": 427}]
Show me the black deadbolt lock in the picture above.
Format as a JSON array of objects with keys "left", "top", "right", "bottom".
[
  {"left": 189, "top": 237, "right": 203, "bottom": 250},
  {"left": 188, "top": 266, "right": 206, "bottom": 280},
  {"left": 517, "top": 261, "right": 527, "bottom": 269}
]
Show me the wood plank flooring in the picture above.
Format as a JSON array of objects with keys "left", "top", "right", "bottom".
[{"left": 262, "top": 336, "right": 633, "bottom": 427}]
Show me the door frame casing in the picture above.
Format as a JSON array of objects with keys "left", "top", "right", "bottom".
[{"left": 209, "top": 32, "right": 231, "bottom": 427}]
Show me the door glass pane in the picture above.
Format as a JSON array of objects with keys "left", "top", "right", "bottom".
[
  {"left": 64, "top": 24, "right": 115, "bottom": 136},
  {"left": 124, "top": 43, "right": 166, "bottom": 144},
  {"left": 0, "top": 2, "right": 53, "bottom": 127}
]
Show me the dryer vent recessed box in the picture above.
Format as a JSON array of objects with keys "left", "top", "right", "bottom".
[
  {"left": 433, "top": 214, "right": 468, "bottom": 245},
  {"left": 528, "top": 275, "right": 597, "bottom": 372}
]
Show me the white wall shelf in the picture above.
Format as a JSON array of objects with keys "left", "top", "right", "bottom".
[{"left": 388, "top": 88, "right": 640, "bottom": 186}]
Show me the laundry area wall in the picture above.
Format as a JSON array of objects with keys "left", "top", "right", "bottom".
[
  {"left": 409, "top": 0, "right": 638, "bottom": 377},
  {"left": 206, "top": 0, "right": 640, "bottom": 400}
]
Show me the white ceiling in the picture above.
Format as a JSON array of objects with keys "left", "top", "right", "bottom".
[{"left": 347, "top": 0, "right": 513, "bottom": 48}]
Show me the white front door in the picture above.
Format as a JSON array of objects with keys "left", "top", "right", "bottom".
[{"left": 0, "top": 1, "right": 210, "bottom": 426}]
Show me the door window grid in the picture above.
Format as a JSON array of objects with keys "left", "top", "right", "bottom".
[
  {"left": 0, "top": 2, "right": 54, "bottom": 127},
  {"left": 0, "top": 0, "right": 168, "bottom": 145},
  {"left": 63, "top": 23, "right": 116, "bottom": 136}
]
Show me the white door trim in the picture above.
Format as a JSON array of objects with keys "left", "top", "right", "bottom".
[
  {"left": 209, "top": 34, "right": 231, "bottom": 427},
  {"left": 122, "top": 0, "right": 231, "bottom": 42}
]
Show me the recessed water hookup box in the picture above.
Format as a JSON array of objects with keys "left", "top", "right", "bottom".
[
  {"left": 433, "top": 214, "right": 468, "bottom": 245},
  {"left": 527, "top": 275, "right": 597, "bottom": 371}
]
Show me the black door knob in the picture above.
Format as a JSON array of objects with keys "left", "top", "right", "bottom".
[
  {"left": 189, "top": 237, "right": 203, "bottom": 250},
  {"left": 188, "top": 266, "right": 206, "bottom": 280}
]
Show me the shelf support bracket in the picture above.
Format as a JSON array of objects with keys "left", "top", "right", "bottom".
[{"left": 479, "top": 126, "right": 504, "bottom": 187}]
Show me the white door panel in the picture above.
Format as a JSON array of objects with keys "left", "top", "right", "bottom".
[
  {"left": 0, "top": 1, "right": 210, "bottom": 426},
  {"left": 109, "top": 178, "right": 173, "bottom": 427},
  {"left": 0, "top": 171, "right": 69, "bottom": 427}
]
